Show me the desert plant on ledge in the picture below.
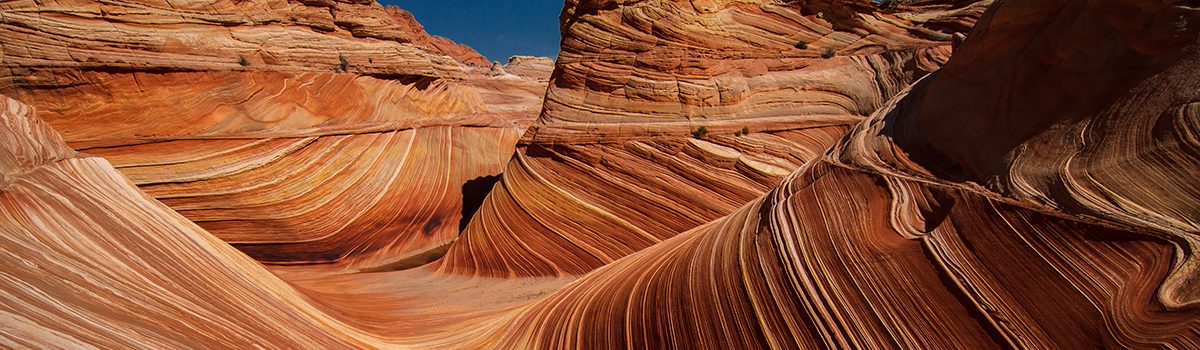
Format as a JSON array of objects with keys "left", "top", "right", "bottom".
[{"left": 337, "top": 54, "right": 350, "bottom": 72}]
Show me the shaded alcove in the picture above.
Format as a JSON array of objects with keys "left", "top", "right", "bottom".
[{"left": 460, "top": 174, "right": 502, "bottom": 232}]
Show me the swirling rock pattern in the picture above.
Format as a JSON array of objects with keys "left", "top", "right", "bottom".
[
  {"left": 2, "top": 0, "right": 1200, "bottom": 348},
  {"left": 0, "top": 0, "right": 480, "bottom": 83},
  {"left": 1, "top": 92, "right": 559, "bottom": 348},
  {"left": 0, "top": 95, "right": 373, "bottom": 348},
  {"left": 0, "top": 0, "right": 551, "bottom": 267},
  {"left": 2, "top": 70, "right": 538, "bottom": 268},
  {"left": 489, "top": 161, "right": 1199, "bottom": 348},
  {"left": 480, "top": 0, "right": 1200, "bottom": 346},
  {"left": 440, "top": 0, "right": 995, "bottom": 277},
  {"left": 843, "top": 0, "right": 1200, "bottom": 310}
]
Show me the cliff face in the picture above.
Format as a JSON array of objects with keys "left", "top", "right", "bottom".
[
  {"left": 438, "top": 0, "right": 995, "bottom": 277},
  {"left": 0, "top": 0, "right": 550, "bottom": 268}
]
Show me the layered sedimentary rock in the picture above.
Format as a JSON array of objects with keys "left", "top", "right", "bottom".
[
  {"left": 480, "top": 0, "right": 1200, "bottom": 347},
  {"left": 385, "top": 7, "right": 492, "bottom": 67},
  {"left": 489, "top": 162, "right": 1200, "bottom": 348},
  {"left": 0, "top": 0, "right": 479, "bottom": 81},
  {"left": 4, "top": 0, "right": 1200, "bottom": 348},
  {"left": 494, "top": 56, "right": 556, "bottom": 81},
  {"left": 440, "top": 0, "right": 994, "bottom": 276},
  {"left": 860, "top": 0, "right": 1200, "bottom": 309},
  {"left": 0, "top": 95, "right": 372, "bottom": 348},
  {"left": 0, "top": 0, "right": 550, "bottom": 267},
  {"left": 0, "top": 94, "right": 569, "bottom": 349}
]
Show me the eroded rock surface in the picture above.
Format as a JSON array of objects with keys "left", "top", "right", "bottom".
[
  {"left": 2, "top": 0, "right": 1198, "bottom": 348},
  {"left": 0, "top": 95, "right": 371, "bottom": 348},
  {"left": 477, "top": 0, "right": 1200, "bottom": 347},
  {"left": 439, "top": 0, "right": 995, "bottom": 277},
  {"left": 0, "top": 0, "right": 551, "bottom": 268}
]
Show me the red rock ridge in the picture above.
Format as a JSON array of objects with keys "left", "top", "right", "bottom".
[{"left": 384, "top": 6, "right": 492, "bottom": 67}]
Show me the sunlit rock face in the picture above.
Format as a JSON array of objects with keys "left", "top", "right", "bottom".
[
  {"left": 2, "top": 0, "right": 1199, "bottom": 348},
  {"left": 384, "top": 6, "right": 493, "bottom": 67},
  {"left": 1, "top": 0, "right": 467, "bottom": 80},
  {"left": 502, "top": 56, "right": 556, "bottom": 81},
  {"left": 438, "top": 0, "right": 995, "bottom": 277},
  {"left": 0, "top": 95, "right": 372, "bottom": 348},
  {"left": 479, "top": 0, "right": 1200, "bottom": 347},
  {"left": 0, "top": 0, "right": 551, "bottom": 268}
]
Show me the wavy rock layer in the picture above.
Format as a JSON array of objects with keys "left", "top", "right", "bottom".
[
  {"left": 0, "top": 0, "right": 480, "bottom": 83},
  {"left": 0, "top": 95, "right": 373, "bottom": 348},
  {"left": 1, "top": 93, "right": 565, "bottom": 349},
  {"left": 3, "top": 0, "right": 1200, "bottom": 348},
  {"left": 490, "top": 160, "right": 1199, "bottom": 349},
  {"left": 89, "top": 125, "right": 519, "bottom": 266},
  {"left": 0, "top": 71, "right": 545, "bottom": 268},
  {"left": 482, "top": 0, "right": 1200, "bottom": 347},
  {"left": 853, "top": 0, "right": 1200, "bottom": 309},
  {"left": 536, "top": 0, "right": 988, "bottom": 138},
  {"left": 440, "top": 0, "right": 994, "bottom": 277},
  {"left": 0, "top": 0, "right": 550, "bottom": 267}
]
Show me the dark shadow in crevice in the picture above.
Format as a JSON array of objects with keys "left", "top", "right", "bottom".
[
  {"left": 357, "top": 241, "right": 453, "bottom": 273},
  {"left": 460, "top": 175, "right": 502, "bottom": 232}
]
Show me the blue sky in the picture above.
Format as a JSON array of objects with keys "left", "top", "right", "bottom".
[{"left": 382, "top": 1, "right": 564, "bottom": 62}]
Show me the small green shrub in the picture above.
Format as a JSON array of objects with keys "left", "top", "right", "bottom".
[
  {"left": 879, "top": 0, "right": 913, "bottom": 10},
  {"left": 237, "top": 56, "right": 250, "bottom": 66},
  {"left": 820, "top": 48, "right": 836, "bottom": 59},
  {"left": 692, "top": 126, "right": 709, "bottom": 139},
  {"left": 952, "top": 32, "right": 968, "bottom": 50},
  {"left": 338, "top": 54, "right": 350, "bottom": 72},
  {"left": 739, "top": 127, "right": 750, "bottom": 136},
  {"left": 794, "top": 41, "right": 808, "bottom": 50}
]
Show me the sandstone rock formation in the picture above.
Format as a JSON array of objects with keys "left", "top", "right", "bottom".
[
  {"left": 0, "top": 0, "right": 550, "bottom": 268},
  {"left": 0, "top": 0, "right": 481, "bottom": 80},
  {"left": 438, "top": 0, "right": 995, "bottom": 277},
  {"left": 473, "top": 0, "right": 1200, "bottom": 347},
  {"left": 2, "top": 0, "right": 1199, "bottom": 348},
  {"left": 0, "top": 95, "right": 368, "bottom": 348},
  {"left": 500, "top": 56, "right": 556, "bottom": 81},
  {"left": 385, "top": 7, "right": 492, "bottom": 67}
]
